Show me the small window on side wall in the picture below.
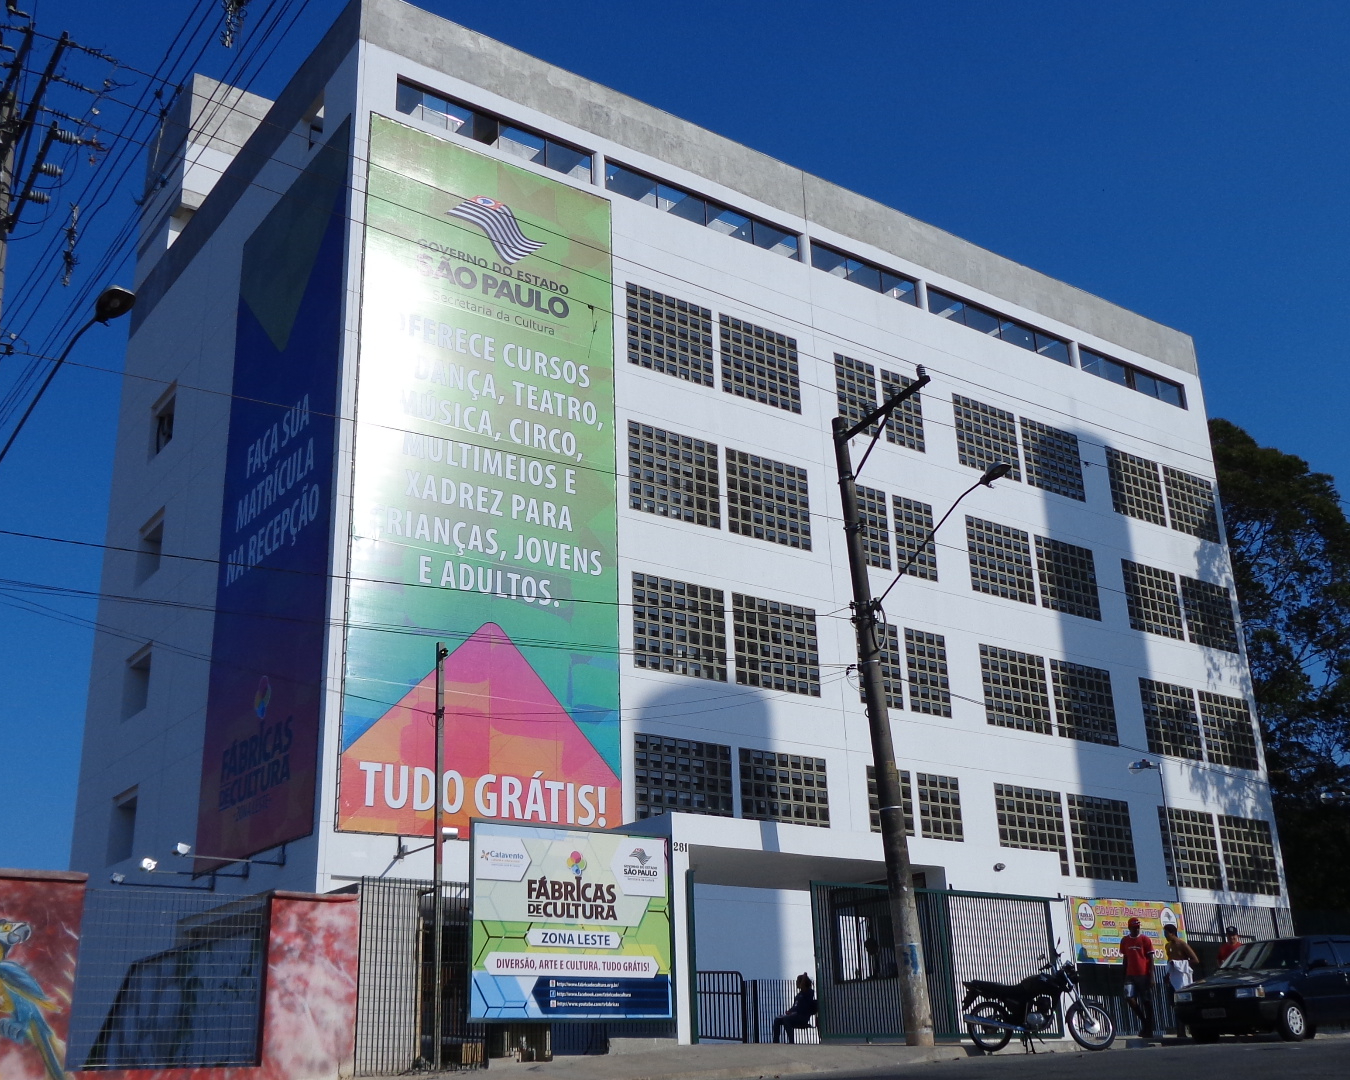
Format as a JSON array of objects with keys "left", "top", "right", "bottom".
[
  {"left": 123, "top": 646, "right": 151, "bottom": 719},
  {"left": 107, "top": 786, "right": 138, "bottom": 864},
  {"left": 137, "top": 512, "right": 164, "bottom": 583},
  {"left": 152, "top": 386, "right": 175, "bottom": 456}
]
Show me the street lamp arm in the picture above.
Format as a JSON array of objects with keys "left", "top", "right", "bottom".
[{"left": 876, "top": 478, "right": 981, "bottom": 607}]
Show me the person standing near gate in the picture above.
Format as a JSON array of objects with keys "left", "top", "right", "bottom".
[
  {"left": 1162, "top": 924, "right": 1200, "bottom": 1035},
  {"left": 772, "top": 973, "right": 817, "bottom": 1044},
  {"left": 1119, "top": 917, "right": 1156, "bottom": 1039},
  {"left": 1217, "top": 926, "right": 1243, "bottom": 965}
]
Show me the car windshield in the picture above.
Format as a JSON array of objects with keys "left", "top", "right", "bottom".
[{"left": 1222, "top": 939, "right": 1301, "bottom": 971}]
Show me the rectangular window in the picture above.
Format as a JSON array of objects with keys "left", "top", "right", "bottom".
[
  {"left": 628, "top": 421, "right": 721, "bottom": 528},
  {"left": 1162, "top": 466, "right": 1220, "bottom": 543},
  {"left": 136, "top": 512, "right": 164, "bottom": 584},
  {"left": 1218, "top": 816, "right": 1281, "bottom": 895},
  {"left": 1181, "top": 576, "right": 1240, "bottom": 652},
  {"left": 739, "top": 748, "right": 829, "bottom": 827},
  {"left": 626, "top": 283, "right": 715, "bottom": 386},
  {"left": 835, "top": 354, "right": 878, "bottom": 434},
  {"left": 917, "top": 773, "right": 964, "bottom": 841},
  {"left": 994, "top": 783, "right": 1069, "bottom": 874},
  {"left": 732, "top": 593, "right": 821, "bottom": 696},
  {"left": 151, "top": 387, "right": 175, "bottom": 456},
  {"left": 880, "top": 369, "right": 926, "bottom": 452},
  {"left": 106, "top": 787, "right": 138, "bottom": 865},
  {"left": 980, "top": 645, "right": 1052, "bottom": 734},
  {"left": 867, "top": 765, "right": 914, "bottom": 835},
  {"left": 1081, "top": 346, "right": 1186, "bottom": 408},
  {"left": 634, "top": 734, "right": 733, "bottom": 818},
  {"left": 857, "top": 485, "right": 891, "bottom": 569},
  {"left": 905, "top": 628, "right": 951, "bottom": 717},
  {"left": 397, "top": 80, "right": 593, "bottom": 180},
  {"left": 1049, "top": 660, "right": 1118, "bottom": 745},
  {"left": 631, "top": 573, "right": 727, "bottom": 681},
  {"left": 1122, "top": 560, "right": 1185, "bottom": 639},
  {"left": 1159, "top": 808, "right": 1223, "bottom": 890},
  {"left": 1032, "top": 536, "right": 1101, "bottom": 620},
  {"left": 811, "top": 242, "right": 919, "bottom": 305},
  {"left": 725, "top": 448, "right": 811, "bottom": 549},
  {"left": 1197, "top": 692, "right": 1260, "bottom": 770},
  {"left": 953, "top": 396, "right": 1021, "bottom": 481},
  {"left": 1020, "top": 418, "right": 1084, "bottom": 500},
  {"left": 1139, "top": 679, "right": 1203, "bottom": 760},
  {"left": 721, "top": 316, "right": 802, "bottom": 413},
  {"left": 967, "top": 516, "right": 1035, "bottom": 604},
  {"left": 928, "top": 288, "right": 1071, "bottom": 364},
  {"left": 893, "top": 497, "right": 937, "bottom": 580},
  {"left": 1068, "top": 794, "right": 1138, "bottom": 882},
  {"left": 1105, "top": 448, "right": 1167, "bottom": 525},
  {"left": 606, "top": 161, "right": 799, "bottom": 258},
  {"left": 123, "top": 646, "right": 151, "bottom": 719},
  {"left": 872, "top": 623, "right": 905, "bottom": 710}
]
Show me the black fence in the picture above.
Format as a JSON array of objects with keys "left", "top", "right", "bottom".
[
  {"left": 694, "top": 973, "right": 820, "bottom": 1043},
  {"left": 67, "top": 885, "right": 269, "bottom": 1069},
  {"left": 1182, "top": 901, "right": 1294, "bottom": 942}
]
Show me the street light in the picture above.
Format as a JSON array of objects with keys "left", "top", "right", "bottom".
[
  {"left": 1128, "top": 758, "right": 1181, "bottom": 903},
  {"left": 1319, "top": 790, "right": 1349, "bottom": 806},
  {"left": 831, "top": 369, "right": 1011, "bottom": 1047},
  {"left": 0, "top": 284, "right": 135, "bottom": 466}
]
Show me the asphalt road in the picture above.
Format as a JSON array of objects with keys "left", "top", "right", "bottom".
[{"left": 798, "top": 1037, "right": 1350, "bottom": 1080}]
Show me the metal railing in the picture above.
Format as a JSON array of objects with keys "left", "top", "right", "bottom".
[{"left": 695, "top": 971, "right": 747, "bottom": 1041}]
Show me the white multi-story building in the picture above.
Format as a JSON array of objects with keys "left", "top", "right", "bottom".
[{"left": 72, "top": 0, "right": 1283, "bottom": 1042}]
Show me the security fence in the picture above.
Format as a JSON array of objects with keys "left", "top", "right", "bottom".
[
  {"left": 1182, "top": 901, "right": 1293, "bottom": 941},
  {"left": 693, "top": 973, "right": 820, "bottom": 1043},
  {"left": 67, "top": 885, "right": 269, "bottom": 1069}
]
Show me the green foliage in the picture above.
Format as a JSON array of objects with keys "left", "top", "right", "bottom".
[{"left": 1210, "top": 419, "right": 1350, "bottom": 912}]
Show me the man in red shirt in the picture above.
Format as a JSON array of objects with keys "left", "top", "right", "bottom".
[
  {"left": 1120, "top": 917, "right": 1156, "bottom": 1038},
  {"left": 1217, "top": 927, "right": 1243, "bottom": 965}
]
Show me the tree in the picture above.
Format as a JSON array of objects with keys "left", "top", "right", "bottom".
[{"left": 1210, "top": 419, "right": 1350, "bottom": 915}]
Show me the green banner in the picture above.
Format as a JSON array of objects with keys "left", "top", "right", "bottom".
[{"left": 338, "top": 116, "right": 619, "bottom": 836}]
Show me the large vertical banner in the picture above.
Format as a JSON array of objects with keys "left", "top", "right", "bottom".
[
  {"left": 336, "top": 116, "right": 618, "bottom": 837},
  {"left": 196, "top": 122, "right": 349, "bottom": 861},
  {"left": 470, "top": 824, "right": 672, "bottom": 1020}
]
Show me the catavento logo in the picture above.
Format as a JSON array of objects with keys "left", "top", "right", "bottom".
[
  {"left": 480, "top": 848, "right": 527, "bottom": 864},
  {"left": 447, "top": 196, "right": 544, "bottom": 265}
]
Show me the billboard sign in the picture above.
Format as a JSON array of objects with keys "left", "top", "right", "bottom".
[
  {"left": 1069, "top": 896, "right": 1186, "bottom": 964},
  {"left": 335, "top": 115, "right": 619, "bottom": 837},
  {"left": 470, "top": 822, "right": 672, "bottom": 1021}
]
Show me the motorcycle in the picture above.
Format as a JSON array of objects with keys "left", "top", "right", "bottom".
[{"left": 962, "top": 950, "right": 1115, "bottom": 1052}]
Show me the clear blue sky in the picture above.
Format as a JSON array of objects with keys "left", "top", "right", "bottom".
[{"left": 2, "top": 0, "right": 1346, "bottom": 870}]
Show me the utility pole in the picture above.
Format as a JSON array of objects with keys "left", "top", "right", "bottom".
[
  {"left": 431, "top": 640, "right": 449, "bottom": 1069},
  {"left": 831, "top": 368, "right": 935, "bottom": 1047}
]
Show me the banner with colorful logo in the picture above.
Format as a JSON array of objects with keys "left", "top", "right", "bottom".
[
  {"left": 1069, "top": 897, "right": 1187, "bottom": 964},
  {"left": 470, "top": 823, "right": 672, "bottom": 1021},
  {"left": 336, "top": 115, "right": 619, "bottom": 837}
]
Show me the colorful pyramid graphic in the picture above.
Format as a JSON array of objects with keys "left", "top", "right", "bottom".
[{"left": 338, "top": 623, "right": 619, "bottom": 835}]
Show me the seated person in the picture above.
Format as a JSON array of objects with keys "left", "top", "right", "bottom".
[{"left": 772, "top": 973, "right": 817, "bottom": 1044}]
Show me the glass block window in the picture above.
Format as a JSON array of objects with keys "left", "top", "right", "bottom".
[
  {"left": 739, "top": 748, "right": 829, "bottom": 827},
  {"left": 633, "top": 734, "right": 733, "bottom": 818},
  {"left": 1020, "top": 418, "right": 1084, "bottom": 500},
  {"left": 835, "top": 354, "right": 878, "bottom": 434},
  {"left": 1105, "top": 448, "right": 1166, "bottom": 525},
  {"left": 1218, "top": 816, "right": 1281, "bottom": 895},
  {"left": 1181, "top": 576, "right": 1240, "bottom": 652},
  {"left": 917, "top": 773, "right": 964, "bottom": 841},
  {"left": 725, "top": 449, "right": 811, "bottom": 549},
  {"left": 880, "top": 369, "right": 926, "bottom": 452},
  {"left": 966, "top": 517, "right": 1035, "bottom": 603},
  {"left": 1122, "top": 560, "right": 1185, "bottom": 639},
  {"left": 625, "top": 284, "right": 714, "bottom": 386},
  {"left": 892, "top": 497, "right": 937, "bottom": 581},
  {"left": 994, "top": 783, "right": 1069, "bottom": 874},
  {"left": 857, "top": 485, "right": 891, "bottom": 569},
  {"left": 812, "top": 242, "right": 919, "bottom": 305},
  {"left": 627, "top": 421, "right": 721, "bottom": 528},
  {"left": 1159, "top": 808, "right": 1223, "bottom": 890},
  {"left": 1197, "top": 692, "right": 1260, "bottom": 770},
  {"left": 866, "top": 765, "right": 914, "bottom": 834},
  {"left": 1034, "top": 536, "right": 1101, "bottom": 620},
  {"left": 720, "top": 315, "right": 801, "bottom": 413},
  {"left": 875, "top": 623, "right": 904, "bottom": 710},
  {"left": 905, "top": 628, "right": 952, "bottom": 717},
  {"left": 732, "top": 593, "right": 821, "bottom": 696},
  {"left": 1162, "top": 466, "right": 1220, "bottom": 542},
  {"left": 1049, "top": 660, "right": 1118, "bottom": 745},
  {"left": 980, "top": 646, "right": 1052, "bottom": 734},
  {"left": 1068, "top": 794, "right": 1138, "bottom": 882},
  {"left": 927, "top": 288, "right": 1071, "bottom": 364},
  {"left": 953, "top": 395, "right": 1021, "bottom": 480},
  {"left": 1139, "top": 679, "right": 1203, "bottom": 760},
  {"left": 631, "top": 573, "right": 727, "bottom": 681}
]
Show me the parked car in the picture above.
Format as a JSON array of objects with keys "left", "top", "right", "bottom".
[{"left": 1174, "top": 935, "right": 1350, "bottom": 1042}]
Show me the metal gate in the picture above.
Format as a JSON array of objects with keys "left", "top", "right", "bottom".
[
  {"left": 809, "top": 883, "right": 1057, "bottom": 1041},
  {"left": 696, "top": 971, "right": 747, "bottom": 1041}
]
